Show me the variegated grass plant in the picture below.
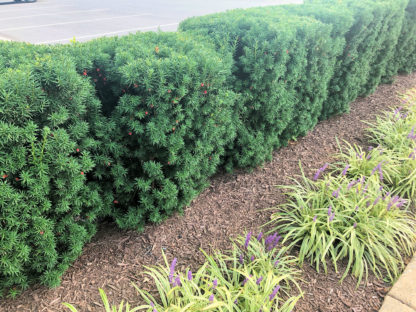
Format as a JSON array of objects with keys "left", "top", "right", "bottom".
[
  {"left": 134, "top": 233, "right": 302, "bottom": 311},
  {"left": 266, "top": 164, "right": 416, "bottom": 286},
  {"left": 364, "top": 88, "right": 416, "bottom": 197},
  {"left": 63, "top": 233, "right": 302, "bottom": 312}
]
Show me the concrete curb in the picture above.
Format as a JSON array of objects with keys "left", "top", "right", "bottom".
[{"left": 379, "top": 254, "right": 416, "bottom": 312}]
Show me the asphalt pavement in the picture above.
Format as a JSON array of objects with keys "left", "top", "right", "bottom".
[{"left": 0, "top": 0, "right": 302, "bottom": 44}]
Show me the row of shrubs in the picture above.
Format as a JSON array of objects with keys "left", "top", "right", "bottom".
[
  {"left": 1, "top": 0, "right": 416, "bottom": 296},
  {"left": 63, "top": 89, "right": 416, "bottom": 312}
]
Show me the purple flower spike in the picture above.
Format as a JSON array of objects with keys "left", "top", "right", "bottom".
[
  {"left": 212, "top": 279, "right": 217, "bottom": 289},
  {"left": 239, "top": 254, "right": 244, "bottom": 265},
  {"left": 368, "top": 146, "right": 374, "bottom": 151},
  {"left": 257, "top": 232, "right": 263, "bottom": 241},
  {"left": 332, "top": 188, "right": 341, "bottom": 198},
  {"left": 327, "top": 205, "right": 332, "bottom": 216},
  {"left": 355, "top": 205, "right": 359, "bottom": 211},
  {"left": 329, "top": 212, "right": 335, "bottom": 222},
  {"left": 209, "top": 294, "right": 214, "bottom": 302},
  {"left": 187, "top": 270, "right": 193, "bottom": 281},
  {"left": 322, "top": 163, "right": 329, "bottom": 171},
  {"left": 242, "top": 275, "right": 252, "bottom": 286},
  {"left": 373, "top": 196, "right": 381, "bottom": 206},
  {"left": 269, "top": 285, "right": 281, "bottom": 301},
  {"left": 175, "top": 276, "right": 181, "bottom": 287},
  {"left": 251, "top": 255, "right": 255, "bottom": 262},
  {"left": 169, "top": 258, "right": 177, "bottom": 284},
  {"left": 256, "top": 276, "right": 263, "bottom": 285},
  {"left": 342, "top": 164, "right": 350, "bottom": 176},
  {"left": 313, "top": 169, "right": 321, "bottom": 181},
  {"left": 313, "top": 215, "right": 317, "bottom": 222},
  {"left": 366, "top": 153, "right": 372, "bottom": 160},
  {"left": 366, "top": 201, "right": 371, "bottom": 207},
  {"left": 274, "top": 259, "right": 280, "bottom": 267},
  {"left": 353, "top": 222, "right": 357, "bottom": 228},
  {"left": 347, "top": 180, "right": 357, "bottom": 190},
  {"left": 234, "top": 299, "right": 238, "bottom": 305},
  {"left": 244, "top": 232, "right": 252, "bottom": 249}
]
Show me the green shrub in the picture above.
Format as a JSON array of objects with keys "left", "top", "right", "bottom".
[
  {"left": 180, "top": 8, "right": 337, "bottom": 169},
  {"left": 0, "top": 51, "right": 108, "bottom": 296},
  {"left": 266, "top": 166, "right": 416, "bottom": 285},
  {"left": 72, "top": 32, "right": 237, "bottom": 230}
]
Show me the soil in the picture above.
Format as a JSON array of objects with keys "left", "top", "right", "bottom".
[{"left": 2, "top": 72, "right": 416, "bottom": 312}]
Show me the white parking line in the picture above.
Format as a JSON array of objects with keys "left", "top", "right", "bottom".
[
  {"left": 0, "top": 4, "right": 73, "bottom": 13},
  {"left": 37, "top": 22, "right": 180, "bottom": 44},
  {"left": 0, "top": 8, "right": 109, "bottom": 21},
  {"left": 0, "top": 13, "right": 153, "bottom": 32}
]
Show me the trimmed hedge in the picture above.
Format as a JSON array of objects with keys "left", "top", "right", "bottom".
[
  {"left": 180, "top": 9, "right": 339, "bottom": 168},
  {"left": 0, "top": 46, "right": 108, "bottom": 295},
  {"left": 0, "top": 0, "right": 416, "bottom": 297}
]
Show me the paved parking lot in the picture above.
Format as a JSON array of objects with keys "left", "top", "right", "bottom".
[{"left": 0, "top": 0, "right": 302, "bottom": 44}]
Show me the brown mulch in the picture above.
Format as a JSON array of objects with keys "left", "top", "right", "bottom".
[{"left": 2, "top": 73, "right": 416, "bottom": 312}]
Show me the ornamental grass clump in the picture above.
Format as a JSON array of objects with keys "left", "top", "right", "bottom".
[
  {"left": 267, "top": 165, "right": 416, "bottom": 285},
  {"left": 64, "top": 233, "right": 302, "bottom": 312},
  {"left": 363, "top": 88, "right": 416, "bottom": 198}
]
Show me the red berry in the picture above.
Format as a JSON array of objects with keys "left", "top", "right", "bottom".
[
  {"left": 204, "top": 90, "right": 207, "bottom": 94},
  {"left": 2, "top": 174, "right": 7, "bottom": 179},
  {"left": 172, "top": 127, "right": 175, "bottom": 132},
  {"left": 145, "top": 111, "right": 148, "bottom": 115},
  {"left": 81, "top": 171, "right": 84, "bottom": 175},
  {"left": 40, "top": 231, "right": 44, "bottom": 235},
  {"left": 167, "top": 161, "right": 171, "bottom": 165},
  {"left": 83, "top": 70, "right": 87, "bottom": 76},
  {"left": 97, "top": 68, "right": 100, "bottom": 72},
  {"left": 128, "top": 132, "right": 132, "bottom": 136},
  {"left": 176, "top": 120, "right": 179, "bottom": 124},
  {"left": 103, "top": 77, "right": 107, "bottom": 81},
  {"left": 201, "top": 83, "right": 204, "bottom": 87},
  {"left": 76, "top": 148, "right": 80, "bottom": 152},
  {"left": 113, "top": 200, "right": 119, "bottom": 204},
  {"left": 15, "top": 177, "right": 19, "bottom": 181},
  {"left": 286, "top": 50, "right": 289, "bottom": 54},
  {"left": 168, "top": 89, "right": 171, "bottom": 93}
]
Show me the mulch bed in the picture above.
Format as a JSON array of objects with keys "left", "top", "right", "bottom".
[{"left": 2, "top": 73, "right": 416, "bottom": 312}]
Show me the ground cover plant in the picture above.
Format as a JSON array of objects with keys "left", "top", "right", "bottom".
[
  {"left": 63, "top": 233, "right": 302, "bottom": 311},
  {"left": 1, "top": 0, "right": 416, "bottom": 300},
  {"left": 267, "top": 89, "right": 416, "bottom": 287}
]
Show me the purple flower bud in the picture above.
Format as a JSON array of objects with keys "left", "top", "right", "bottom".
[
  {"left": 353, "top": 222, "right": 357, "bottom": 228},
  {"left": 379, "top": 186, "right": 383, "bottom": 191},
  {"left": 368, "top": 146, "right": 374, "bottom": 151},
  {"left": 256, "top": 277, "right": 263, "bottom": 285},
  {"left": 329, "top": 212, "right": 335, "bottom": 222},
  {"left": 169, "top": 258, "right": 177, "bottom": 284},
  {"left": 212, "top": 279, "right": 217, "bottom": 289},
  {"left": 269, "top": 285, "right": 280, "bottom": 301},
  {"left": 274, "top": 259, "right": 280, "bottom": 267},
  {"left": 244, "top": 232, "right": 252, "bottom": 249},
  {"left": 187, "top": 270, "right": 193, "bottom": 281},
  {"left": 209, "top": 294, "right": 214, "bottom": 302},
  {"left": 373, "top": 196, "right": 381, "bottom": 206},
  {"left": 234, "top": 299, "right": 238, "bottom": 305},
  {"left": 175, "top": 275, "right": 181, "bottom": 287},
  {"left": 313, "top": 169, "right": 321, "bottom": 181},
  {"left": 332, "top": 188, "right": 340, "bottom": 198},
  {"left": 355, "top": 205, "right": 359, "bottom": 211},
  {"left": 347, "top": 180, "right": 357, "bottom": 190},
  {"left": 366, "top": 201, "right": 371, "bottom": 207},
  {"left": 342, "top": 164, "right": 350, "bottom": 176},
  {"left": 327, "top": 205, "right": 332, "bottom": 216},
  {"left": 239, "top": 254, "right": 244, "bottom": 265},
  {"left": 257, "top": 232, "right": 263, "bottom": 241},
  {"left": 242, "top": 275, "right": 252, "bottom": 285},
  {"left": 366, "top": 153, "right": 372, "bottom": 160},
  {"left": 251, "top": 255, "right": 255, "bottom": 262},
  {"left": 313, "top": 215, "right": 317, "bottom": 222}
]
